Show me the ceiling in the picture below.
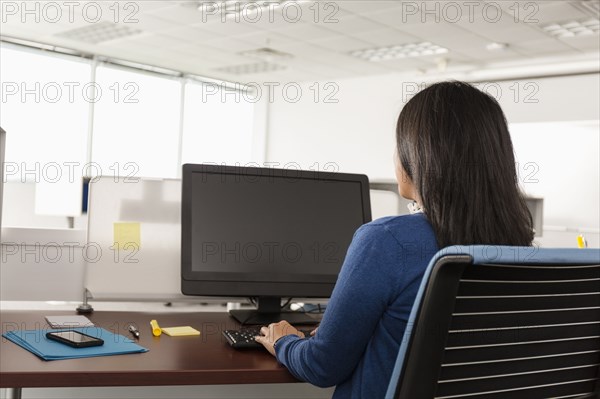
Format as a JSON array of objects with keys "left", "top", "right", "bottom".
[{"left": 1, "top": 0, "right": 599, "bottom": 82}]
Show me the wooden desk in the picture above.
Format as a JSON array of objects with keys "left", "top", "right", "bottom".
[{"left": 0, "top": 310, "right": 298, "bottom": 397}]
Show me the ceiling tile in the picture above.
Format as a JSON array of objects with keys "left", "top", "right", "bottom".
[
  {"left": 235, "top": 12, "right": 307, "bottom": 32},
  {"left": 422, "top": 29, "right": 491, "bottom": 57},
  {"left": 233, "top": 30, "right": 298, "bottom": 47},
  {"left": 175, "top": 54, "right": 224, "bottom": 69},
  {"left": 170, "top": 44, "right": 232, "bottom": 60},
  {"left": 454, "top": 48, "right": 526, "bottom": 62},
  {"left": 202, "top": 37, "right": 260, "bottom": 52},
  {"left": 159, "top": 25, "right": 222, "bottom": 42},
  {"left": 102, "top": 36, "right": 160, "bottom": 53},
  {"left": 357, "top": 27, "right": 424, "bottom": 47},
  {"left": 395, "top": 20, "right": 476, "bottom": 42},
  {"left": 360, "top": 6, "right": 428, "bottom": 28},
  {"left": 309, "top": 35, "right": 374, "bottom": 52},
  {"left": 270, "top": 23, "right": 341, "bottom": 41},
  {"left": 338, "top": 1, "right": 405, "bottom": 15},
  {"left": 278, "top": 55, "right": 353, "bottom": 73},
  {"left": 322, "top": 14, "right": 388, "bottom": 35},
  {"left": 209, "top": 52, "right": 262, "bottom": 65},
  {"left": 277, "top": 41, "right": 331, "bottom": 57},
  {"left": 136, "top": 1, "right": 175, "bottom": 12},
  {"left": 512, "top": 38, "right": 579, "bottom": 56},
  {"left": 443, "top": 53, "right": 479, "bottom": 65},
  {"left": 460, "top": 14, "right": 552, "bottom": 44},
  {"left": 124, "top": 33, "right": 180, "bottom": 49},
  {"left": 560, "top": 34, "right": 600, "bottom": 52},
  {"left": 145, "top": 5, "right": 206, "bottom": 25},
  {"left": 374, "top": 57, "right": 430, "bottom": 71},
  {"left": 493, "top": 1, "right": 591, "bottom": 24},
  {"left": 196, "top": 20, "right": 262, "bottom": 36},
  {"left": 128, "top": 13, "right": 178, "bottom": 33},
  {"left": 291, "top": 50, "right": 391, "bottom": 73},
  {"left": 294, "top": 2, "right": 354, "bottom": 23}
]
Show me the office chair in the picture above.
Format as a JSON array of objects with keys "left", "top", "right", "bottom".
[{"left": 386, "top": 245, "right": 600, "bottom": 399}]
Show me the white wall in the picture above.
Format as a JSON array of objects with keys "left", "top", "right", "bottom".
[
  {"left": 510, "top": 121, "right": 599, "bottom": 230},
  {"left": 266, "top": 73, "right": 600, "bottom": 246},
  {"left": 2, "top": 181, "right": 89, "bottom": 229},
  {"left": 0, "top": 182, "right": 88, "bottom": 301},
  {"left": 267, "top": 73, "right": 599, "bottom": 176},
  {"left": 267, "top": 73, "right": 403, "bottom": 180}
]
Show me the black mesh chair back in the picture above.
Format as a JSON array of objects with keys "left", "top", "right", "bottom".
[{"left": 387, "top": 247, "right": 600, "bottom": 399}]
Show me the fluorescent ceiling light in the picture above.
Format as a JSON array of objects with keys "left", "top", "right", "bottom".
[
  {"left": 486, "top": 42, "right": 508, "bottom": 52},
  {"left": 56, "top": 21, "right": 142, "bottom": 44},
  {"left": 350, "top": 42, "right": 448, "bottom": 62},
  {"left": 199, "top": 1, "right": 308, "bottom": 19},
  {"left": 542, "top": 18, "right": 600, "bottom": 38}
]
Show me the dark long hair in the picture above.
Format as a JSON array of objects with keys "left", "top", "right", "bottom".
[{"left": 396, "top": 81, "right": 533, "bottom": 248}]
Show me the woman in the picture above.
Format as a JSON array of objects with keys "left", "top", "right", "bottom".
[{"left": 255, "top": 81, "right": 534, "bottom": 398}]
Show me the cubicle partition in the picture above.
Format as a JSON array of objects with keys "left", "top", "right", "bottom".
[
  {"left": 81, "top": 177, "right": 413, "bottom": 307},
  {"left": 83, "top": 177, "right": 184, "bottom": 302}
]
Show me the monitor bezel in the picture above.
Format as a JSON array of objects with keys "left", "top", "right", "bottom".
[{"left": 181, "top": 163, "right": 372, "bottom": 298}]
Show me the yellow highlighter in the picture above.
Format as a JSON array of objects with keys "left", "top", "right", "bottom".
[
  {"left": 150, "top": 319, "right": 162, "bottom": 337},
  {"left": 577, "top": 235, "right": 587, "bottom": 249}
]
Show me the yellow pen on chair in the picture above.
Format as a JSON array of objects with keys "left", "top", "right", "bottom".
[{"left": 577, "top": 235, "right": 587, "bottom": 249}]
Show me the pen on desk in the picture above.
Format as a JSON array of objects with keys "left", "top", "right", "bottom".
[
  {"left": 128, "top": 325, "right": 140, "bottom": 339},
  {"left": 577, "top": 235, "right": 587, "bottom": 249}
]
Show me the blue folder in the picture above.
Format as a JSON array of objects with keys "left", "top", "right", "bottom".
[{"left": 3, "top": 327, "right": 148, "bottom": 361}]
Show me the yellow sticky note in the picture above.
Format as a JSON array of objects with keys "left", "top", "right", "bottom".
[
  {"left": 114, "top": 222, "right": 141, "bottom": 250},
  {"left": 161, "top": 326, "right": 200, "bottom": 337}
]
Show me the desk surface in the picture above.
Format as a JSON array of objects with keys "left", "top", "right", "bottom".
[{"left": 0, "top": 310, "right": 299, "bottom": 388}]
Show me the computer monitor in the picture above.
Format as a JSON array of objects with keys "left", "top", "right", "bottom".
[{"left": 181, "top": 164, "right": 371, "bottom": 325}]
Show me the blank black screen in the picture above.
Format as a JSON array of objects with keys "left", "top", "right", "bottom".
[
  {"left": 189, "top": 171, "right": 367, "bottom": 282},
  {"left": 50, "top": 331, "right": 99, "bottom": 344}
]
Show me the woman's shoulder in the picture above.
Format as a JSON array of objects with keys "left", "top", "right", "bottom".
[
  {"left": 347, "top": 214, "right": 438, "bottom": 277},
  {"left": 359, "top": 213, "right": 434, "bottom": 236},
  {"left": 369, "top": 213, "right": 432, "bottom": 228},
  {"left": 352, "top": 214, "right": 438, "bottom": 250}
]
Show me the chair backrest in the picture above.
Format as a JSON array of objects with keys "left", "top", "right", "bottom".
[{"left": 386, "top": 246, "right": 600, "bottom": 399}]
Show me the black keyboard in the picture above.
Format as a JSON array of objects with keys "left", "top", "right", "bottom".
[{"left": 223, "top": 327, "right": 314, "bottom": 349}]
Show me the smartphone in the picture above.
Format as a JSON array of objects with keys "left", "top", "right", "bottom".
[{"left": 46, "top": 330, "right": 104, "bottom": 348}]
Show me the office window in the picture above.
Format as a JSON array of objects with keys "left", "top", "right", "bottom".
[
  {"left": 92, "top": 65, "right": 181, "bottom": 178},
  {"left": 181, "top": 81, "right": 255, "bottom": 166},
  {"left": 0, "top": 45, "right": 90, "bottom": 181},
  {"left": 0, "top": 45, "right": 91, "bottom": 228},
  {"left": 0, "top": 44, "right": 258, "bottom": 230}
]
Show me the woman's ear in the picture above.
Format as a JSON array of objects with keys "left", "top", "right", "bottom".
[{"left": 395, "top": 159, "right": 417, "bottom": 201}]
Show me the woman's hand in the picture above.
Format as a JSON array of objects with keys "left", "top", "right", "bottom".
[{"left": 255, "top": 320, "right": 305, "bottom": 356}]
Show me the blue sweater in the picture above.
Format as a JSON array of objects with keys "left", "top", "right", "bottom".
[{"left": 275, "top": 214, "right": 439, "bottom": 398}]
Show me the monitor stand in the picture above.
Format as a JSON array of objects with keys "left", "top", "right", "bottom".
[{"left": 229, "top": 297, "right": 321, "bottom": 326}]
